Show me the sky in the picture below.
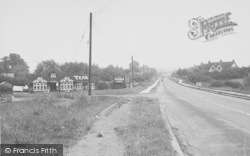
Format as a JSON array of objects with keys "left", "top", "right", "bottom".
[{"left": 0, "top": 0, "right": 250, "bottom": 73}]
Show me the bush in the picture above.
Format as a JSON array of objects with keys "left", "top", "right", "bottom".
[
  {"left": 188, "top": 73, "right": 212, "bottom": 83},
  {"left": 134, "top": 74, "right": 145, "bottom": 82},
  {"left": 210, "top": 80, "right": 224, "bottom": 87},
  {"left": 224, "top": 81, "right": 242, "bottom": 89},
  {"left": 243, "top": 76, "right": 250, "bottom": 88},
  {"left": 97, "top": 82, "right": 110, "bottom": 90},
  {"left": 0, "top": 84, "right": 12, "bottom": 93},
  {"left": 110, "top": 83, "right": 126, "bottom": 89}
]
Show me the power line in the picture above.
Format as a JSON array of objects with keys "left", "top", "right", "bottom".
[
  {"left": 93, "top": 0, "right": 114, "bottom": 14},
  {"left": 93, "top": 0, "right": 120, "bottom": 17},
  {"left": 73, "top": 20, "right": 89, "bottom": 61}
]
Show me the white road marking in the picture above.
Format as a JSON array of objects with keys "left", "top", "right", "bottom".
[{"left": 205, "top": 100, "right": 250, "bottom": 116}]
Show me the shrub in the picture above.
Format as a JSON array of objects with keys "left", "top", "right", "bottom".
[
  {"left": 224, "top": 81, "right": 242, "bottom": 89},
  {"left": 97, "top": 82, "right": 110, "bottom": 90},
  {"left": 134, "top": 74, "right": 145, "bottom": 82},
  {"left": 243, "top": 76, "right": 250, "bottom": 88},
  {"left": 0, "top": 84, "right": 12, "bottom": 93},
  {"left": 210, "top": 80, "right": 224, "bottom": 87},
  {"left": 110, "top": 83, "right": 126, "bottom": 89},
  {"left": 188, "top": 73, "right": 212, "bottom": 83}
]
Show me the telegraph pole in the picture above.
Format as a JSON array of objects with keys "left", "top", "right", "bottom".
[
  {"left": 131, "top": 56, "right": 134, "bottom": 88},
  {"left": 88, "top": 12, "right": 92, "bottom": 96},
  {"left": 143, "top": 65, "right": 144, "bottom": 78}
]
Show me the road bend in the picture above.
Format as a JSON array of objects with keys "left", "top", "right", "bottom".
[{"left": 158, "top": 78, "right": 250, "bottom": 156}]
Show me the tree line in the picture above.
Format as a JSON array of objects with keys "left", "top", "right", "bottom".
[
  {"left": 0, "top": 53, "right": 157, "bottom": 85},
  {"left": 172, "top": 66, "right": 250, "bottom": 89}
]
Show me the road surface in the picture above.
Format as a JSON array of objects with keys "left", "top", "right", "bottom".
[{"left": 158, "top": 78, "right": 250, "bottom": 156}]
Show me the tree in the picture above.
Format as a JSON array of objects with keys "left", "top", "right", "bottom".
[
  {"left": 0, "top": 53, "right": 29, "bottom": 77},
  {"left": 61, "top": 62, "right": 88, "bottom": 75},
  {"left": 99, "top": 65, "right": 126, "bottom": 81},
  {"left": 129, "top": 61, "right": 140, "bottom": 72},
  {"left": 34, "top": 59, "right": 60, "bottom": 75}
]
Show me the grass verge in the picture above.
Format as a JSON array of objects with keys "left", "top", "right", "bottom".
[
  {"left": 1, "top": 92, "right": 124, "bottom": 151},
  {"left": 115, "top": 97, "right": 175, "bottom": 156},
  {"left": 93, "top": 80, "right": 156, "bottom": 95}
]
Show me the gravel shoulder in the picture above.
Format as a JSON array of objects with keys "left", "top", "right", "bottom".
[{"left": 66, "top": 97, "right": 131, "bottom": 156}]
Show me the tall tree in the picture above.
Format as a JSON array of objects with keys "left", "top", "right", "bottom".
[
  {"left": 61, "top": 62, "right": 88, "bottom": 75},
  {"left": 0, "top": 53, "right": 29, "bottom": 76},
  {"left": 34, "top": 59, "right": 60, "bottom": 75},
  {"left": 129, "top": 60, "right": 140, "bottom": 72}
]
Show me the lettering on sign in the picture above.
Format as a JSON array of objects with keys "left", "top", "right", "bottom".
[
  {"left": 188, "top": 12, "right": 237, "bottom": 41},
  {"left": 74, "top": 76, "right": 88, "bottom": 80},
  {"left": 114, "top": 77, "right": 125, "bottom": 83}
]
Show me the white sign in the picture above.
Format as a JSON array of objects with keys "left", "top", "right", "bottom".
[
  {"left": 74, "top": 76, "right": 88, "bottom": 80},
  {"left": 114, "top": 77, "right": 125, "bottom": 83}
]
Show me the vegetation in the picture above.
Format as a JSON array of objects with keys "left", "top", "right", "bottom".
[
  {"left": 0, "top": 53, "right": 29, "bottom": 77},
  {"left": 0, "top": 53, "right": 158, "bottom": 93},
  {"left": 115, "top": 97, "right": 174, "bottom": 156},
  {"left": 0, "top": 83, "right": 12, "bottom": 93},
  {"left": 1, "top": 92, "right": 124, "bottom": 149},
  {"left": 243, "top": 76, "right": 250, "bottom": 88},
  {"left": 173, "top": 67, "right": 250, "bottom": 90}
]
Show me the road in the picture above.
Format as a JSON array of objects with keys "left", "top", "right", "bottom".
[{"left": 158, "top": 78, "right": 250, "bottom": 156}]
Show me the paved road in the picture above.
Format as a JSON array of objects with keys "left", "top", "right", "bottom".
[{"left": 158, "top": 78, "right": 250, "bottom": 156}]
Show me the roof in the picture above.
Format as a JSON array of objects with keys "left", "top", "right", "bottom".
[
  {"left": 0, "top": 81, "right": 12, "bottom": 86},
  {"left": 35, "top": 65, "right": 73, "bottom": 82},
  {"left": 199, "top": 60, "right": 237, "bottom": 71}
]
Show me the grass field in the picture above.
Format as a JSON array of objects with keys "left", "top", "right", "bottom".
[
  {"left": 1, "top": 92, "right": 125, "bottom": 150},
  {"left": 115, "top": 97, "right": 175, "bottom": 156}
]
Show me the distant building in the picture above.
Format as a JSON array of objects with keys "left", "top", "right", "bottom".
[
  {"left": 189, "top": 60, "right": 238, "bottom": 73},
  {"left": 31, "top": 65, "right": 95, "bottom": 92}
]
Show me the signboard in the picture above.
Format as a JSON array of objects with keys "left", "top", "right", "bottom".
[
  {"left": 196, "top": 82, "right": 203, "bottom": 87},
  {"left": 114, "top": 77, "right": 125, "bottom": 83},
  {"left": 74, "top": 76, "right": 88, "bottom": 80}
]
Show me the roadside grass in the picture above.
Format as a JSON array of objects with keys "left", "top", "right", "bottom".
[
  {"left": 150, "top": 79, "right": 161, "bottom": 93},
  {"left": 170, "top": 77, "right": 250, "bottom": 95},
  {"left": 115, "top": 97, "right": 175, "bottom": 156},
  {"left": 1, "top": 92, "right": 124, "bottom": 150},
  {"left": 93, "top": 80, "right": 156, "bottom": 95}
]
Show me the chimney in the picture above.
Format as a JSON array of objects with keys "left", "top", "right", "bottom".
[
  {"left": 208, "top": 60, "right": 211, "bottom": 64},
  {"left": 232, "top": 59, "right": 235, "bottom": 62},
  {"left": 220, "top": 60, "right": 222, "bottom": 62}
]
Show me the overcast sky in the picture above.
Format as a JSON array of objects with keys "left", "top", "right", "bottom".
[{"left": 1, "top": 0, "right": 250, "bottom": 72}]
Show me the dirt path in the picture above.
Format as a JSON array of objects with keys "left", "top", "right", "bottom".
[{"left": 66, "top": 97, "right": 131, "bottom": 156}]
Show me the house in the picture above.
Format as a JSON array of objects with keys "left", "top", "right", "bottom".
[
  {"left": 31, "top": 65, "right": 95, "bottom": 92},
  {"left": 199, "top": 60, "right": 238, "bottom": 72}
]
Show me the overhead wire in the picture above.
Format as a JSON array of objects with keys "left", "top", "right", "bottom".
[
  {"left": 73, "top": 19, "right": 89, "bottom": 61},
  {"left": 93, "top": 0, "right": 120, "bottom": 17},
  {"left": 73, "top": 0, "right": 121, "bottom": 62}
]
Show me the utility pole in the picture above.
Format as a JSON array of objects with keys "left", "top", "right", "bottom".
[
  {"left": 131, "top": 56, "right": 134, "bottom": 88},
  {"left": 143, "top": 65, "right": 144, "bottom": 78},
  {"left": 88, "top": 12, "right": 92, "bottom": 96}
]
